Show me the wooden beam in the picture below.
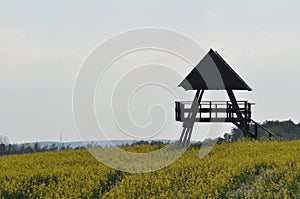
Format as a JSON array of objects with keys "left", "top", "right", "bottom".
[
  {"left": 232, "top": 121, "right": 242, "bottom": 129},
  {"left": 226, "top": 90, "right": 244, "bottom": 120},
  {"left": 226, "top": 89, "right": 248, "bottom": 137},
  {"left": 178, "top": 127, "right": 187, "bottom": 145},
  {"left": 251, "top": 119, "right": 277, "bottom": 138},
  {"left": 178, "top": 90, "right": 204, "bottom": 147},
  {"left": 254, "top": 123, "right": 258, "bottom": 139}
]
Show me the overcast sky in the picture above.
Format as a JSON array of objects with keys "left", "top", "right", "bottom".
[{"left": 0, "top": 0, "right": 299, "bottom": 143}]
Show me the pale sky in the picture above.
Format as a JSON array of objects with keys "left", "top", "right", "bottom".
[{"left": 0, "top": 0, "right": 299, "bottom": 143}]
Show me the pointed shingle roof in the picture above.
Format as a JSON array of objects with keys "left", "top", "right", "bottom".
[{"left": 179, "top": 49, "right": 252, "bottom": 91}]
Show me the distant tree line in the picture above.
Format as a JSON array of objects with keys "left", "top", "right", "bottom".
[
  {"left": 224, "top": 120, "right": 300, "bottom": 141},
  {"left": 0, "top": 139, "right": 72, "bottom": 156},
  {"left": 130, "top": 140, "right": 167, "bottom": 146},
  {"left": 1, "top": 120, "right": 299, "bottom": 155}
]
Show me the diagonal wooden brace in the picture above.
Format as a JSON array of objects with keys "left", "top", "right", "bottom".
[{"left": 178, "top": 90, "right": 204, "bottom": 147}]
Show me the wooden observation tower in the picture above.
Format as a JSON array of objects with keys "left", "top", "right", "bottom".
[{"left": 175, "top": 49, "right": 275, "bottom": 147}]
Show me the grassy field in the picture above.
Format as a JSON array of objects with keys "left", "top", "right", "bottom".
[{"left": 0, "top": 140, "right": 299, "bottom": 198}]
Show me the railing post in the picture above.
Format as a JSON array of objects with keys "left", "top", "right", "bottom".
[
  {"left": 215, "top": 104, "right": 218, "bottom": 118},
  {"left": 248, "top": 103, "right": 251, "bottom": 121},
  {"left": 243, "top": 101, "right": 247, "bottom": 123},
  {"left": 180, "top": 102, "right": 184, "bottom": 121},
  {"left": 228, "top": 102, "right": 233, "bottom": 118},
  {"left": 226, "top": 101, "right": 229, "bottom": 118},
  {"left": 199, "top": 103, "right": 201, "bottom": 120},
  {"left": 175, "top": 102, "right": 179, "bottom": 121},
  {"left": 209, "top": 101, "right": 212, "bottom": 120}
]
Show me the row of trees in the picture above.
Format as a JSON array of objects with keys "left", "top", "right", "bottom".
[
  {"left": 1, "top": 120, "right": 299, "bottom": 155},
  {"left": 0, "top": 141, "right": 72, "bottom": 156}
]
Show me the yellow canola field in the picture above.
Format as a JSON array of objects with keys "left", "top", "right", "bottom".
[{"left": 0, "top": 140, "right": 299, "bottom": 199}]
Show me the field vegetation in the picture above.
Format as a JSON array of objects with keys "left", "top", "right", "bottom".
[{"left": 0, "top": 140, "right": 299, "bottom": 198}]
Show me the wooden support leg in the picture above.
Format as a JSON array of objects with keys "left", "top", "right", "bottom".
[
  {"left": 245, "top": 120, "right": 250, "bottom": 137},
  {"left": 186, "top": 127, "right": 194, "bottom": 147},
  {"left": 178, "top": 127, "right": 187, "bottom": 145},
  {"left": 254, "top": 123, "right": 258, "bottom": 139},
  {"left": 178, "top": 90, "right": 204, "bottom": 148},
  {"left": 182, "top": 128, "right": 189, "bottom": 146},
  {"left": 227, "top": 89, "right": 248, "bottom": 137}
]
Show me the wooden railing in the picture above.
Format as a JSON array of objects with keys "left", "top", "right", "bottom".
[{"left": 175, "top": 101, "right": 253, "bottom": 123}]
